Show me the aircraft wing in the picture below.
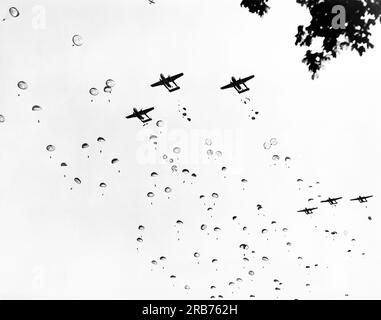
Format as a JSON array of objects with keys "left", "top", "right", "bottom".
[
  {"left": 168, "top": 73, "right": 184, "bottom": 82},
  {"left": 126, "top": 113, "right": 137, "bottom": 119},
  {"left": 320, "top": 200, "right": 329, "bottom": 203},
  {"left": 142, "top": 107, "right": 154, "bottom": 114},
  {"left": 297, "top": 209, "right": 306, "bottom": 213},
  {"left": 151, "top": 79, "right": 165, "bottom": 87},
  {"left": 240, "top": 75, "right": 255, "bottom": 83},
  {"left": 220, "top": 83, "right": 234, "bottom": 90}
]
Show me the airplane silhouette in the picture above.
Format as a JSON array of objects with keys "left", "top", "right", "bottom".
[
  {"left": 297, "top": 207, "right": 318, "bottom": 215},
  {"left": 221, "top": 75, "right": 255, "bottom": 94},
  {"left": 151, "top": 73, "right": 184, "bottom": 92},
  {"left": 126, "top": 107, "right": 154, "bottom": 124},
  {"left": 350, "top": 195, "right": 373, "bottom": 203},
  {"left": 320, "top": 197, "right": 343, "bottom": 206}
]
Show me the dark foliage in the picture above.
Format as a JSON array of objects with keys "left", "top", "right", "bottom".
[
  {"left": 241, "top": 0, "right": 381, "bottom": 78},
  {"left": 240, "top": 0, "right": 270, "bottom": 17}
]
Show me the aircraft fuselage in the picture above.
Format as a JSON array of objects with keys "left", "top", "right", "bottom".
[
  {"left": 231, "top": 77, "right": 241, "bottom": 90},
  {"left": 160, "top": 73, "right": 172, "bottom": 88}
]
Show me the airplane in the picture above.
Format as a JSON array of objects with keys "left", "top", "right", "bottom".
[
  {"left": 151, "top": 73, "right": 184, "bottom": 92},
  {"left": 350, "top": 195, "right": 373, "bottom": 203},
  {"left": 297, "top": 207, "right": 318, "bottom": 215},
  {"left": 126, "top": 107, "right": 154, "bottom": 124},
  {"left": 320, "top": 197, "right": 343, "bottom": 206},
  {"left": 148, "top": 0, "right": 155, "bottom": 3},
  {"left": 220, "top": 75, "right": 255, "bottom": 94}
]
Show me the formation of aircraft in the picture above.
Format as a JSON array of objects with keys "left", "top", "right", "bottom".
[
  {"left": 350, "top": 195, "right": 373, "bottom": 203},
  {"left": 320, "top": 197, "right": 342, "bottom": 206},
  {"left": 298, "top": 195, "right": 374, "bottom": 214},
  {"left": 220, "top": 75, "right": 255, "bottom": 94},
  {"left": 126, "top": 72, "right": 256, "bottom": 123},
  {"left": 126, "top": 107, "right": 155, "bottom": 124},
  {"left": 151, "top": 73, "right": 184, "bottom": 92}
]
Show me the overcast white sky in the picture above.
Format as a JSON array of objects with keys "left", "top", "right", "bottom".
[{"left": 0, "top": 0, "right": 380, "bottom": 299}]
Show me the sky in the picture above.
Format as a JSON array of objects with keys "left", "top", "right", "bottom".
[{"left": 0, "top": 0, "right": 380, "bottom": 299}]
